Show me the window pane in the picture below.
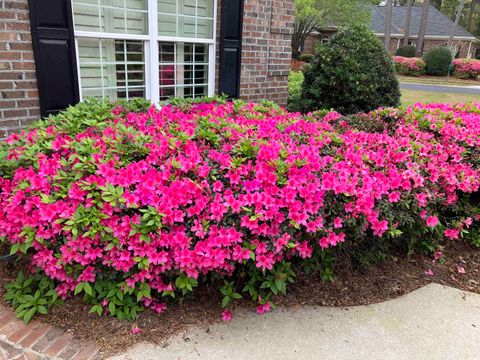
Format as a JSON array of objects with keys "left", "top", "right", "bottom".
[
  {"left": 78, "top": 38, "right": 145, "bottom": 100},
  {"left": 72, "top": 0, "right": 148, "bottom": 35},
  {"left": 158, "top": 0, "right": 214, "bottom": 39},
  {"left": 159, "top": 42, "right": 209, "bottom": 100}
]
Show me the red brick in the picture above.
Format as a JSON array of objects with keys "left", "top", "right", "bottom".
[
  {"left": 0, "top": 32, "right": 17, "bottom": 41},
  {"left": 31, "top": 327, "right": 64, "bottom": 353},
  {"left": 4, "top": 109, "right": 28, "bottom": 118},
  {"left": 71, "top": 344, "right": 100, "bottom": 360},
  {"left": 18, "top": 323, "right": 52, "bottom": 349},
  {"left": 5, "top": 22, "right": 30, "bottom": 31},
  {"left": 0, "top": 11, "right": 16, "bottom": 19},
  {"left": 1, "top": 90, "right": 25, "bottom": 99},
  {"left": 0, "top": 316, "right": 28, "bottom": 337},
  {"left": 0, "top": 311, "right": 16, "bottom": 330},
  {"left": 0, "top": 339, "right": 22, "bottom": 358},
  {"left": 43, "top": 332, "right": 73, "bottom": 358},
  {"left": 3, "top": 1, "right": 29, "bottom": 10},
  {"left": 0, "top": 50, "right": 21, "bottom": 60}
]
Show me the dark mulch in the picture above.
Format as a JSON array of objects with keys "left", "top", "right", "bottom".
[{"left": 0, "top": 240, "right": 479, "bottom": 358}]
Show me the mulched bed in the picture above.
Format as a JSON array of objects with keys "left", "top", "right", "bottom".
[{"left": 0, "top": 240, "right": 479, "bottom": 358}]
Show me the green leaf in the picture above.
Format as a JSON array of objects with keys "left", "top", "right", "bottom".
[
  {"left": 221, "top": 296, "right": 231, "bottom": 308},
  {"left": 84, "top": 283, "right": 93, "bottom": 296},
  {"left": 74, "top": 282, "right": 84, "bottom": 296},
  {"left": 23, "top": 307, "right": 36, "bottom": 324}
]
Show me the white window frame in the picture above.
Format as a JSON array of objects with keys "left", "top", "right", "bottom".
[{"left": 73, "top": 0, "right": 217, "bottom": 104}]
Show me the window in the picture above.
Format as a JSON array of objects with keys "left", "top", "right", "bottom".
[{"left": 72, "top": 0, "right": 216, "bottom": 103}]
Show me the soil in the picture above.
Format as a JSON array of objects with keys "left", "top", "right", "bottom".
[{"left": 0, "top": 240, "right": 479, "bottom": 359}]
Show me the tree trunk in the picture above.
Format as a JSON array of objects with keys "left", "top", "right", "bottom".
[
  {"left": 403, "top": 0, "right": 413, "bottom": 46},
  {"left": 416, "top": 0, "right": 430, "bottom": 57},
  {"left": 384, "top": 0, "right": 394, "bottom": 51},
  {"left": 467, "top": 0, "right": 479, "bottom": 32},
  {"left": 448, "top": 0, "right": 466, "bottom": 49}
]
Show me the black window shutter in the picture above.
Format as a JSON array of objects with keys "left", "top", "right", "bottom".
[
  {"left": 28, "top": 0, "right": 79, "bottom": 118},
  {"left": 218, "top": 0, "right": 244, "bottom": 98}
]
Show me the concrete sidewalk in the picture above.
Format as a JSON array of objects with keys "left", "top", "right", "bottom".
[{"left": 110, "top": 284, "right": 480, "bottom": 360}]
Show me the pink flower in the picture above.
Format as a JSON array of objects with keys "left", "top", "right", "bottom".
[
  {"left": 388, "top": 192, "right": 401, "bottom": 203},
  {"left": 433, "top": 250, "right": 443, "bottom": 262},
  {"left": 221, "top": 309, "right": 232, "bottom": 322},
  {"left": 444, "top": 228, "right": 459, "bottom": 240},
  {"left": 457, "top": 266, "right": 465, "bottom": 274},
  {"left": 131, "top": 326, "right": 142, "bottom": 334},
  {"left": 424, "top": 269, "right": 434, "bottom": 276},
  {"left": 426, "top": 216, "right": 439, "bottom": 228},
  {"left": 333, "top": 217, "right": 343, "bottom": 229},
  {"left": 256, "top": 302, "right": 271, "bottom": 314}
]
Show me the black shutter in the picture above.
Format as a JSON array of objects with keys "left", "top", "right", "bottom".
[
  {"left": 218, "top": 0, "right": 244, "bottom": 98},
  {"left": 28, "top": 0, "right": 79, "bottom": 118}
]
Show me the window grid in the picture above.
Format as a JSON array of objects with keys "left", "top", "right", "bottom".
[
  {"left": 73, "top": 0, "right": 216, "bottom": 103},
  {"left": 159, "top": 42, "right": 208, "bottom": 100}
]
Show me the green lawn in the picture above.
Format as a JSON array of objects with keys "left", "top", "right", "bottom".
[{"left": 401, "top": 89, "right": 480, "bottom": 106}]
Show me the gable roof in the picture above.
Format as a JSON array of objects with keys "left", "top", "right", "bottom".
[{"left": 371, "top": 5, "right": 476, "bottom": 40}]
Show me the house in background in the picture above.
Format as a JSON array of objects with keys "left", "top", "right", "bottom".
[
  {"left": 303, "top": 5, "right": 479, "bottom": 59},
  {"left": 0, "top": 0, "right": 295, "bottom": 138}
]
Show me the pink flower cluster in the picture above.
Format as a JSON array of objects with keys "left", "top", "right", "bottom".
[
  {"left": 0, "top": 100, "right": 479, "bottom": 311},
  {"left": 453, "top": 59, "right": 480, "bottom": 79},
  {"left": 393, "top": 56, "right": 426, "bottom": 77}
]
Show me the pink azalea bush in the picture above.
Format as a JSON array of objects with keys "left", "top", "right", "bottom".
[
  {"left": 393, "top": 56, "right": 426, "bottom": 77},
  {"left": 453, "top": 59, "right": 480, "bottom": 79},
  {"left": 0, "top": 98, "right": 479, "bottom": 322}
]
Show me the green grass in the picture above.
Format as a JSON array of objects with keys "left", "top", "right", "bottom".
[{"left": 401, "top": 89, "right": 480, "bottom": 106}]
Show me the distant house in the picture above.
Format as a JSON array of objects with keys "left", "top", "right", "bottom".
[{"left": 303, "top": 5, "right": 479, "bottom": 59}]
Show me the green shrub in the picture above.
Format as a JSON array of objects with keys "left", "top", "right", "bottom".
[
  {"left": 423, "top": 47, "right": 453, "bottom": 76},
  {"left": 287, "top": 71, "right": 305, "bottom": 112},
  {"left": 298, "top": 53, "right": 314, "bottom": 63},
  {"left": 301, "top": 25, "right": 401, "bottom": 114},
  {"left": 395, "top": 45, "right": 416, "bottom": 58}
]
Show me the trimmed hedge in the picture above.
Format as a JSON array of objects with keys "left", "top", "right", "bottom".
[
  {"left": 298, "top": 53, "right": 314, "bottom": 63},
  {"left": 301, "top": 25, "right": 400, "bottom": 114},
  {"left": 395, "top": 45, "right": 416, "bottom": 58},
  {"left": 423, "top": 46, "right": 453, "bottom": 76}
]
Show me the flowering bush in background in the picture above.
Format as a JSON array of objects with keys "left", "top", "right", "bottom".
[
  {"left": 393, "top": 56, "right": 426, "bottom": 77},
  {"left": 453, "top": 59, "right": 480, "bottom": 79},
  {"left": 291, "top": 59, "right": 307, "bottom": 72},
  {"left": 0, "top": 98, "right": 479, "bottom": 323}
]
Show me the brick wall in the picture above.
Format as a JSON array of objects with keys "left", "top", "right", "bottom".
[
  {"left": 0, "top": 0, "right": 40, "bottom": 139},
  {"left": 239, "top": 0, "right": 294, "bottom": 107}
]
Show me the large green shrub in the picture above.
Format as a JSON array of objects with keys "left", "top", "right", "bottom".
[
  {"left": 301, "top": 25, "right": 401, "bottom": 114},
  {"left": 395, "top": 45, "right": 416, "bottom": 58},
  {"left": 423, "top": 46, "right": 453, "bottom": 76},
  {"left": 298, "top": 53, "right": 314, "bottom": 63},
  {"left": 287, "top": 71, "right": 305, "bottom": 112}
]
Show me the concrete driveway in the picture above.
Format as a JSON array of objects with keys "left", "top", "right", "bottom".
[
  {"left": 110, "top": 284, "right": 480, "bottom": 360},
  {"left": 400, "top": 82, "right": 480, "bottom": 95}
]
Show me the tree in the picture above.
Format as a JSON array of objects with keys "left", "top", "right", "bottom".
[
  {"left": 403, "top": 0, "right": 414, "bottom": 45},
  {"left": 448, "top": 0, "right": 466, "bottom": 49},
  {"left": 384, "top": 0, "right": 394, "bottom": 50},
  {"left": 466, "top": 0, "right": 479, "bottom": 31},
  {"left": 292, "top": 0, "right": 371, "bottom": 58},
  {"left": 416, "top": 0, "right": 431, "bottom": 57}
]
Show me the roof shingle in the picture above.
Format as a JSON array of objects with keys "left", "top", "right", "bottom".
[{"left": 371, "top": 5, "right": 475, "bottom": 39}]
